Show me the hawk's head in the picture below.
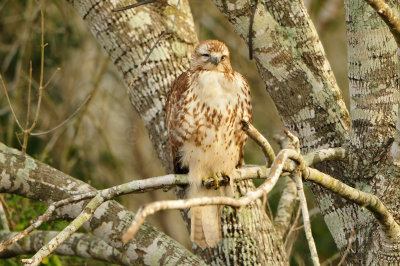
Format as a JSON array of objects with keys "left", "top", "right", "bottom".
[{"left": 190, "top": 40, "right": 232, "bottom": 72}]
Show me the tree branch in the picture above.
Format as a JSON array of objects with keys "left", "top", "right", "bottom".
[
  {"left": 0, "top": 142, "right": 205, "bottom": 265},
  {"left": 364, "top": 0, "right": 400, "bottom": 46},
  {"left": 274, "top": 176, "right": 297, "bottom": 237},
  {"left": 304, "top": 168, "right": 400, "bottom": 240},
  {"left": 293, "top": 171, "right": 320, "bottom": 266},
  {"left": 242, "top": 120, "right": 275, "bottom": 166},
  {"left": 121, "top": 148, "right": 302, "bottom": 242},
  {"left": 112, "top": 0, "right": 159, "bottom": 12},
  {"left": 0, "top": 231, "right": 129, "bottom": 265}
]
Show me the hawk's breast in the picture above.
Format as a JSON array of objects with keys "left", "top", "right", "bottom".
[{"left": 179, "top": 71, "right": 248, "bottom": 176}]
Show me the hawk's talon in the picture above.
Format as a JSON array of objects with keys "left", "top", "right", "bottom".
[
  {"left": 221, "top": 173, "right": 230, "bottom": 186},
  {"left": 202, "top": 174, "right": 220, "bottom": 190}
]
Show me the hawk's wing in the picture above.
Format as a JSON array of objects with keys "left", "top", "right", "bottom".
[
  {"left": 235, "top": 72, "right": 253, "bottom": 168},
  {"left": 166, "top": 71, "right": 191, "bottom": 174}
]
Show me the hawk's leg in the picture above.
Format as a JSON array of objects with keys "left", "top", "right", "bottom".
[
  {"left": 218, "top": 172, "right": 230, "bottom": 186},
  {"left": 202, "top": 173, "right": 230, "bottom": 189}
]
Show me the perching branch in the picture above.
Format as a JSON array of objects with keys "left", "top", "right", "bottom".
[
  {"left": 363, "top": 0, "right": 400, "bottom": 46},
  {"left": 4, "top": 124, "right": 399, "bottom": 263},
  {"left": 122, "top": 146, "right": 303, "bottom": 243}
]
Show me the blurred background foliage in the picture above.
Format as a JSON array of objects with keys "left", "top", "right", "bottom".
[{"left": 0, "top": 0, "right": 348, "bottom": 265}]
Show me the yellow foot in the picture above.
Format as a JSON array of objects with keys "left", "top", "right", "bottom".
[
  {"left": 202, "top": 174, "right": 219, "bottom": 190},
  {"left": 217, "top": 172, "right": 230, "bottom": 186}
]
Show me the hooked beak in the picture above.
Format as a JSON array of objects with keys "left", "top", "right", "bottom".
[{"left": 210, "top": 56, "right": 219, "bottom": 66}]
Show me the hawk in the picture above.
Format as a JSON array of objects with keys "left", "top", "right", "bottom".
[{"left": 166, "top": 40, "right": 252, "bottom": 247}]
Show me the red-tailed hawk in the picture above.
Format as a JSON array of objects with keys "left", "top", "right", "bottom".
[{"left": 166, "top": 40, "right": 252, "bottom": 247}]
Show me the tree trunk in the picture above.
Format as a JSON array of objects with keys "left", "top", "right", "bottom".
[{"left": 213, "top": 0, "right": 400, "bottom": 264}]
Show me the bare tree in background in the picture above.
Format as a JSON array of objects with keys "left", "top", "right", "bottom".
[{"left": 1, "top": 0, "right": 400, "bottom": 265}]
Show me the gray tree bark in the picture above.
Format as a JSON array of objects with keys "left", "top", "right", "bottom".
[
  {"left": 0, "top": 142, "right": 205, "bottom": 265},
  {"left": 212, "top": 0, "right": 400, "bottom": 264},
  {"left": 0, "top": 231, "right": 128, "bottom": 264},
  {"left": 2, "top": 0, "right": 400, "bottom": 265}
]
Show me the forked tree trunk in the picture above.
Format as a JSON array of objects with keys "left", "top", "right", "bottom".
[{"left": 66, "top": 0, "right": 287, "bottom": 264}]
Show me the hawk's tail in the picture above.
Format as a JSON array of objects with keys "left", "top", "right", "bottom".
[{"left": 191, "top": 205, "right": 221, "bottom": 248}]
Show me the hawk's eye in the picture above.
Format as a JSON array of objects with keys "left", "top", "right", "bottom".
[
  {"left": 201, "top": 53, "right": 210, "bottom": 57},
  {"left": 221, "top": 55, "right": 226, "bottom": 61}
]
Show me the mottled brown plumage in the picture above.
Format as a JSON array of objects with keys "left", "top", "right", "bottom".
[{"left": 166, "top": 40, "right": 252, "bottom": 247}]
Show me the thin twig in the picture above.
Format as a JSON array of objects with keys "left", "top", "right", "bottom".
[
  {"left": 0, "top": 196, "right": 12, "bottom": 230},
  {"left": 284, "top": 202, "right": 301, "bottom": 254},
  {"left": 27, "top": 2, "right": 46, "bottom": 134},
  {"left": 0, "top": 75, "right": 24, "bottom": 131},
  {"left": 24, "top": 61, "right": 32, "bottom": 138},
  {"left": 141, "top": 31, "right": 166, "bottom": 66},
  {"left": 248, "top": 0, "right": 258, "bottom": 59},
  {"left": 364, "top": 0, "right": 400, "bottom": 47},
  {"left": 293, "top": 170, "right": 320, "bottom": 266},
  {"left": 0, "top": 192, "right": 96, "bottom": 252},
  {"left": 112, "top": 0, "right": 158, "bottom": 12},
  {"left": 0, "top": 197, "right": 9, "bottom": 232},
  {"left": 274, "top": 176, "right": 297, "bottom": 237},
  {"left": 21, "top": 1, "right": 47, "bottom": 153},
  {"left": 31, "top": 93, "right": 92, "bottom": 136},
  {"left": 242, "top": 120, "right": 275, "bottom": 166},
  {"left": 337, "top": 226, "right": 356, "bottom": 266}
]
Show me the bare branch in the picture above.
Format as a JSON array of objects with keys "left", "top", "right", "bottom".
[
  {"left": 0, "top": 192, "right": 96, "bottom": 252},
  {"left": 112, "top": 0, "right": 158, "bottom": 12},
  {"left": 284, "top": 203, "right": 301, "bottom": 255},
  {"left": 0, "top": 197, "right": 9, "bottom": 232},
  {"left": 364, "top": 0, "right": 400, "bottom": 46},
  {"left": 293, "top": 171, "right": 320, "bottom": 266},
  {"left": 305, "top": 168, "right": 400, "bottom": 240},
  {"left": 21, "top": 194, "right": 106, "bottom": 266},
  {"left": 242, "top": 120, "right": 275, "bottom": 166},
  {"left": 31, "top": 93, "right": 92, "bottom": 136},
  {"left": 303, "top": 147, "right": 346, "bottom": 167},
  {"left": 0, "top": 230, "right": 129, "bottom": 265},
  {"left": 26, "top": 2, "right": 46, "bottom": 134},
  {"left": 274, "top": 176, "right": 297, "bottom": 237},
  {"left": 0, "top": 74, "right": 24, "bottom": 131},
  {"left": 122, "top": 148, "right": 302, "bottom": 243}
]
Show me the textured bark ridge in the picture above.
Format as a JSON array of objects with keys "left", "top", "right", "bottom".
[
  {"left": 66, "top": 0, "right": 198, "bottom": 171},
  {"left": 0, "top": 143, "right": 205, "bottom": 265},
  {"left": 0, "top": 231, "right": 127, "bottom": 264},
  {"left": 212, "top": 0, "right": 350, "bottom": 153},
  {"left": 343, "top": 0, "right": 400, "bottom": 263}
]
